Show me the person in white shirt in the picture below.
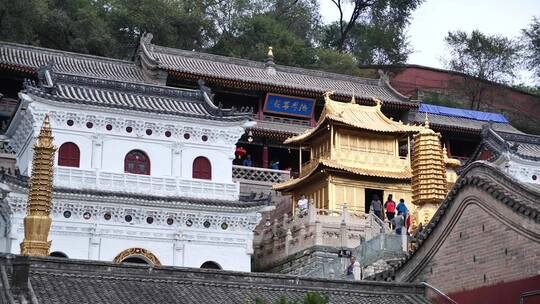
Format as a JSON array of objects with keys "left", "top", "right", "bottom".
[{"left": 297, "top": 195, "right": 308, "bottom": 212}]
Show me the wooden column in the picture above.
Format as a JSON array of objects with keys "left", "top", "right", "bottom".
[{"left": 262, "top": 145, "right": 269, "bottom": 168}]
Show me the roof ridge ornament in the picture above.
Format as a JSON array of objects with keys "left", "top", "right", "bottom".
[
  {"left": 350, "top": 90, "right": 356, "bottom": 104},
  {"left": 323, "top": 91, "right": 335, "bottom": 103},
  {"left": 424, "top": 112, "right": 430, "bottom": 128},
  {"left": 265, "top": 46, "right": 276, "bottom": 75}
]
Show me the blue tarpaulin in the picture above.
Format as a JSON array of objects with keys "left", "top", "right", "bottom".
[{"left": 419, "top": 103, "right": 509, "bottom": 123}]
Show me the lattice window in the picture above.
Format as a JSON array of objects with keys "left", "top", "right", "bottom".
[{"left": 124, "top": 150, "right": 150, "bottom": 175}]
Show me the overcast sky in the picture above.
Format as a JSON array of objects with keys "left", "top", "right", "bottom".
[{"left": 320, "top": 0, "right": 539, "bottom": 85}]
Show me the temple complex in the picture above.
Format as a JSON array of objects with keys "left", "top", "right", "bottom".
[{"left": 0, "top": 33, "right": 538, "bottom": 303}]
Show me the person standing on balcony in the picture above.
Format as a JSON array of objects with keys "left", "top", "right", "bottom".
[
  {"left": 384, "top": 194, "right": 396, "bottom": 222},
  {"left": 371, "top": 194, "right": 382, "bottom": 219},
  {"left": 346, "top": 256, "right": 361, "bottom": 280},
  {"left": 242, "top": 154, "right": 253, "bottom": 167},
  {"left": 270, "top": 160, "right": 280, "bottom": 170},
  {"left": 297, "top": 194, "right": 308, "bottom": 213}
]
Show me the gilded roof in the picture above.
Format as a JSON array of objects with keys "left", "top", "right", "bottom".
[
  {"left": 285, "top": 96, "right": 424, "bottom": 144},
  {"left": 273, "top": 158, "right": 411, "bottom": 191}
]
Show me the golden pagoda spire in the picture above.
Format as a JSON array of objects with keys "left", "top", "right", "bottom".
[
  {"left": 20, "top": 114, "right": 56, "bottom": 256},
  {"left": 411, "top": 120, "right": 446, "bottom": 227},
  {"left": 267, "top": 46, "right": 274, "bottom": 58}
]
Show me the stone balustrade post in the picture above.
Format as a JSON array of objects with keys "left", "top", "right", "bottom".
[
  {"left": 340, "top": 219, "right": 347, "bottom": 248},
  {"left": 307, "top": 202, "right": 317, "bottom": 223},
  {"left": 285, "top": 229, "right": 292, "bottom": 255},
  {"left": 342, "top": 205, "right": 350, "bottom": 224},
  {"left": 314, "top": 221, "right": 323, "bottom": 245},
  {"left": 401, "top": 228, "right": 407, "bottom": 252}
]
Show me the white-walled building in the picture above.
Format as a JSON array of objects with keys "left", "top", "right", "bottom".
[{"left": 0, "top": 70, "right": 268, "bottom": 271}]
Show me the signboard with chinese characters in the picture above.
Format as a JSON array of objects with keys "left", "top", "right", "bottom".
[{"left": 264, "top": 94, "right": 315, "bottom": 118}]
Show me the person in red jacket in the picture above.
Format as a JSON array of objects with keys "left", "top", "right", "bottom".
[
  {"left": 384, "top": 194, "right": 396, "bottom": 229},
  {"left": 384, "top": 194, "right": 396, "bottom": 220}
]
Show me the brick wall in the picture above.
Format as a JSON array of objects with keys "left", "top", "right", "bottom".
[{"left": 413, "top": 187, "right": 540, "bottom": 300}]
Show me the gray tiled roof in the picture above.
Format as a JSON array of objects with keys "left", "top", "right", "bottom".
[
  {"left": 471, "top": 128, "right": 540, "bottom": 161},
  {"left": 0, "top": 42, "right": 144, "bottom": 82},
  {"left": 140, "top": 38, "right": 414, "bottom": 108},
  {"left": 2, "top": 255, "right": 432, "bottom": 304},
  {"left": 25, "top": 73, "right": 251, "bottom": 121},
  {"left": 409, "top": 111, "right": 522, "bottom": 134}
]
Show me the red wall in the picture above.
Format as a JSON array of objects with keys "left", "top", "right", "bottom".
[
  {"left": 433, "top": 275, "right": 540, "bottom": 304},
  {"left": 389, "top": 67, "right": 540, "bottom": 133}
]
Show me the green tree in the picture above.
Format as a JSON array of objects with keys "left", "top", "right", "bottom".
[
  {"left": 107, "top": 0, "right": 217, "bottom": 58},
  {"left": 443, "top": 30, "right": 520, "bottom": 110},
  {"left": 309, "top": 48, "right": 376, "bottom": 77},
  {"left": 521, "top": 16, "right": 540, "bottom": 83},
  {"left": 211, "top": 14, "right": 315, "bottom": 67},
  {"left": 0, "top": 0, "right": 47, "bottom": 45},
  {"left": 323, "top": 0, "right": 421, "bottom": 64}
]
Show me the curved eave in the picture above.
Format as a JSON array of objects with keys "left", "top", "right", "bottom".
[
  {"left": 166, "top": 70, "right": 417, "bottom": 110},
  {"left": 273, "top": 160, "right": 412, "bottom": 192},
  {"left": 285, "top": 116, "right": 423, "bottom": 145}
]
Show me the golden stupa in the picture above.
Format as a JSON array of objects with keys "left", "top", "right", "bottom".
[
  {"left": 20, "top": 114, "right": 56, "bottom": 256},
  {"left": 410, "top": 117, "right": 447, "bottom": 227}
]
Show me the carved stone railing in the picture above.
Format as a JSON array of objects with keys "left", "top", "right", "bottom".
[
  {"left": 254, "top": 202, "right": 387, "bottom": 270},
  {"left": 54, "top": 167, "right": 239, "bottom": 200},
  {"left": 232, "top": 165, "right": 290, "bottom": 184}
]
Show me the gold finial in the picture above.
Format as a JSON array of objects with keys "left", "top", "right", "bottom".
[
  {"left": 424, "top": 112, "right": 430, "bottom": 128},
  {"left": 267, "top": 46, "right": 273, "bottom": 57},
  {"left": 350, "top": 91, "right": 356, "bottom": 104},
  {"left": 20, "top": 114, "right": 56, "bottom": 256}
]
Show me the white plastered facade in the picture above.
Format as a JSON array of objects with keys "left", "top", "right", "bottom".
[{"left": 0, "top": 92, "right": 262, "bottom": 271}]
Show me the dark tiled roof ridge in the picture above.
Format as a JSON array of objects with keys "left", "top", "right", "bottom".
[
  {"left": 151, "top": 44, "right": 386, "bottom": 87},
  {"left": 0, "top": 40, "right": 136, "bottom": 65},
  {"left": 14, "top": 255, "right": 426, "bottom": 293},
  {"left": 48, "top": 72, "right": 203, "bottom": 101},
  {"left": 375, "top": 161, "right": 540, "bottom": 281}
]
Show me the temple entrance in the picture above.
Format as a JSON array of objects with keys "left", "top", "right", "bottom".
[
  {"left": 112, "top": 248, "right": 162, "bottom": 266},
  {"left": 200, "top": 261, "right": 222, "bottom": 269},
  {"left": 365, "top": 188, "right": 384, "bottom": 214}
]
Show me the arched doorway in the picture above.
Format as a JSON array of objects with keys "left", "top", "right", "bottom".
[
  {"left": 113, "top": 248, "right": 161, "bottom": 266},
  {"left": 200, "top": 261, "right": 221, "bottom": 269},
  {"left": 50, "top": 251, "right": 68, "bottom": 258}
]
